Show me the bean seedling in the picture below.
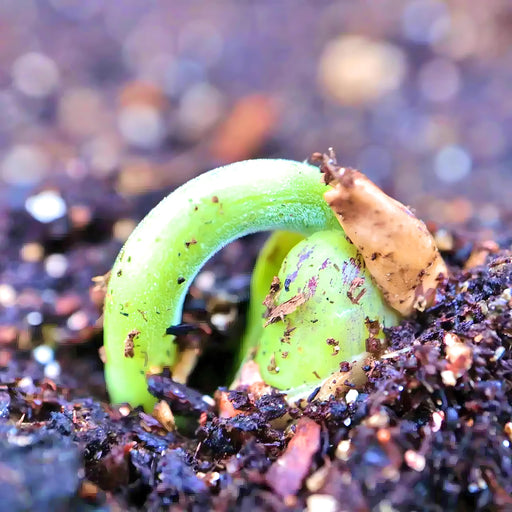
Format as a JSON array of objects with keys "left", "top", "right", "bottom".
[{"left": 103, "top": 157, "right": 442, "bottom": 410}]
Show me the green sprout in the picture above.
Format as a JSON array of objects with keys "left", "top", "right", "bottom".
[{"left": 103, "top": 159, "right": 398, "bottom": 410}]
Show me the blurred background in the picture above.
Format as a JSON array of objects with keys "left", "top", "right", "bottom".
[
  {"left": 0, "top": 0, "right": 512, "bottom": 385},
  {"left": 2, "top": 1, "right": 512, "bottom": 214}
]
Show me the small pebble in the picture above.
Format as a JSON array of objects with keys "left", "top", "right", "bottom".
[
  {"left": 12, "top": 52, "right": 60, "bottom": 98},
  {"left": 345, "top": 388, "right": 359, "bottom": 404},
  {"left": 25, "top": 190, "right": 67, "bottom": 224},
  {"left": 116, "top": 162, "right": 157, "bottom": 195},
  {"left": 318, "top": 36, "right": 406, "bottom": 106},
  {"left": 306, "top": 494, "right": 338, "bottom": 512},
  {"left": 45, "top": 254, "right": 69, "bottom": 278},
  {"left": 26, "top": 311, "right": 43, "bottom": 326},
  {"left": 0, "top": 284, "right": 17, "bottom": 308},
  {"left": 113, "top": 218, "right": 136, "bottom": 241},
  {"left": 1, "top": 145, "right": 48, "bottom": 185},
  {"left": 491, "top": 346, "right": 506, "bottom": 362},
  {"left": 58, "top": 88, "right": 104, "bottom": 138},
  {"left": 431, "top": 410, "right": 444, "bottom": 432},
  {"left": 434, "top": 229, "right": 454, "bottom": 251},
  {"left": 118, "top": 104, "right": 165, "bottom": 149},
  {"left": 44, "top": 360, "right": 61, "bottom": 379},
  {"left": 20, "top": 242, "right": 44, "bottom": 262},
  {"left": 194, "top": 271, "right": 216, "bottom": 293},
  {"left": 18, "top": 376, "right": 35, "bottom": 392},
  {"left": 404, "top": 449, "right": 426, "bottom": 472},
  {"left": 178, "top": 82, "right": 225, "bottom": 140},
  {"left": 33, "top": 345, "right": 54, "bottom": 365},
  {"left": 119, "top": 405, "right": 131, "bottom": 416},
  {"left": 335, "top": 439, "right": 351, "bottom": 460},
  {"left": 67, "top": 310, "right": 89, "bottom": 331},
  {"left": 83, "top": 135, "right": 120, "bottom": 176},
  {"left": 434, "top": 145, "right": 472, "bottom": 183},
  {"left": 418, "top": 58, "right": 461, "bottom": 102},
  {"left": 163, "top": 59, "right": 205, "bottom": 98}
]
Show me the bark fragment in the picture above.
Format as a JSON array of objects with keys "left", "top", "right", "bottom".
[{"left": 265, "top": 417, "right": 321, "bottom": 498}]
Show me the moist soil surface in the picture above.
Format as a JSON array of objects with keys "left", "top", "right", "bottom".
[{"left": 1, "top": 173, "right": 512, "bottom": 512}]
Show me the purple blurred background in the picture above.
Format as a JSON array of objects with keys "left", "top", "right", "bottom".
[
  {"left": 2, "top": 1, "right": 512, "bottom": 218},
  {"left": 1, "top": 0, "right": 512, "bottom": 356}
]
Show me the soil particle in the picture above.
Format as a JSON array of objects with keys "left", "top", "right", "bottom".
[
  {"left": 265, "top": 417, "right": 321, "bottom": 499},
  {"left": 0, "top": 431, "right": 81, "bottom": 511},
  {"left": 147, "top": 374, "right": 214, "bottom": 416},
  {"left": 152, "top": 449, "right": 208, "bottom": 504}
]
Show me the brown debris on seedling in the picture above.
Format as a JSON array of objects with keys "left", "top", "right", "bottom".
[
  {"left": 123, "top": 329, "right": 140, "bottom": 358},
  {"left": 347, "top": 276, "right": 366, "bottom": 304},
  {"left": 264, "top": 292, "right": 308, "bottom": 326},
  {"left": 262, "top": 276, "right": 281, "bottom": 313}
]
